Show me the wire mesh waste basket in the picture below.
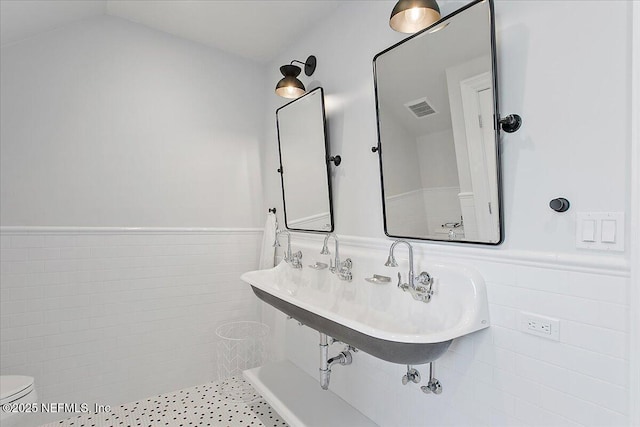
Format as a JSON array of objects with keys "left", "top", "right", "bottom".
[{"left": 216, "top": 321, "right": 270, "bottom": 401}]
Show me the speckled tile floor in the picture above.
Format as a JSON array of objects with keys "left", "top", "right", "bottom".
[{"left": 41, "top": 377, "right": 288, "bottom": 427}]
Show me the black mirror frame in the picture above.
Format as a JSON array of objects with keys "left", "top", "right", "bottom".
[
  {"left": 372, "top": 0, "right": 504, "bottom": 245},
  {"left": 275, "top": 87, "right": 335, "bottom": 233}
]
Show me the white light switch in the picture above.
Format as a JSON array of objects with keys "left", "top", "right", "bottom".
[
  {"left": 576, "top": 212, "right": 624, "bottom": 251},
  {"left": 601, "top": 219, "right": 617, "bottom": 243},
  {"left": 581, "top": 220, "right": 596, "bottom": 242}
]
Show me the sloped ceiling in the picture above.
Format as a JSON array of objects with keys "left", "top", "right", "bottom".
[
  {"left": 0, "top": 1, "right": 106, "bottom": 46},
  {"left": 0, "top": 0, "right": 342, "bottom": 63},
  {"left": 106, "top": 1, "right": 342, "bottom": 63}
]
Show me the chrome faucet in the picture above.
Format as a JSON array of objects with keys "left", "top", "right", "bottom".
[
  {"left": 385, "top": 240, "right": 434, "bottom": 303},
  {"left": 273, "top": 229, "right": 302, "bottom": 269},
  {"left": 321, "top": 233, "right": 352, "bottom": 282},
  {"left": 321, "top": 233, "right": 340, "bottom": 272}
]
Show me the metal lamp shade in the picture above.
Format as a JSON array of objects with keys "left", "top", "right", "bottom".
[
  {"left": 275, "top": 64, "right": 306, "bottom": 99},
  {"left": 390, "top": 0, "right": 441, "bottom": 33}
]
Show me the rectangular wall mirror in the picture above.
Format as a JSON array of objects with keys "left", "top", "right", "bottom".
[
  {"left": 373, "top": 0, "right": 502, "bottom": 244},
  {"left": 276, "top": 87, "right": 334, "bottom": 232}
]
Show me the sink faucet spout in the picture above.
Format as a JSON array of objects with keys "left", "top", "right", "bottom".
[
  {"left": 275, "top": 229, "right": 292, "bottom": 262},
  {"left": 386, "top": 240, "right": 415, "bottom": 286},
  {"left": 321, "top": 233, "right": 340, "bottom": 271},
  {"left": 321, "top": 233, "right": 353, "bottom": 282},
  {"left": 386, "top": 240, "right": 434, "bottom": 302},
  {"left": 274, "top": 229, "right": 302, "bottom": 268}
]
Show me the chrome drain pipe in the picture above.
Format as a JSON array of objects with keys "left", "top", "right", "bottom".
[
  {"left": 319, "top": 332, "right": 353, "bottom": 390},
  {"left": 319, "top": 333, "right": 331, "bottom": 390}
]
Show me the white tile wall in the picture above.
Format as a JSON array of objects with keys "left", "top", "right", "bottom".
[
  {"left": 0, "top": 228, "right": 263, "bottom": 426},
  {"left": 276, "top": 237, "right": 630, "bottom": 427},
  {"left": 385, "top": 190, "right": 431, "bottom": 237}
]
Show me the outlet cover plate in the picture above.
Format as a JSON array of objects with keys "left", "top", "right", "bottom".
[{"left": 518, "top": 311, "right": 560, "bottom": 341}]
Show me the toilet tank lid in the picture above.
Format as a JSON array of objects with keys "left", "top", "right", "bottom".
[{"left": 0, "top": 376, "right": 34, "bottom": 402}]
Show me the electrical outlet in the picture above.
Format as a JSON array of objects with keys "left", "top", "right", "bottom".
[
  {"left": 519, "top": 312, "right": 560, "bottom": 341},
  {"left": 527, "top": 319, "right": 550, "bottom": 334}
]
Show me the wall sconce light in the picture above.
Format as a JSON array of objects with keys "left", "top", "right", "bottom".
[
  {"left": 275, "top": 55, "right": 317, "bottom": 99},
  {"left": 389, "top": 0, "right": 441, "bottom": 34}
]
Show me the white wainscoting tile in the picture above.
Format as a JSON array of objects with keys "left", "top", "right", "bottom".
[
  {"left": 0, "top": 227, "right": 263, "bottom": 423},
  {"left": 275, "top": 238, "right": 630, "bottom": 427}
]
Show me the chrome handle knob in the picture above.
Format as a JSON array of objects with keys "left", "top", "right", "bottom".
[{"left": 402, "top": 367, "right": 421, "bottom": 385}]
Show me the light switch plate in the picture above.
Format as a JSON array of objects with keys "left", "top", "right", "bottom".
[{"left": 576, "top": 212, "right": 624, "bottom": 251}]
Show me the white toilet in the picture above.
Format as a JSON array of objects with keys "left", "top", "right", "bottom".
[{"left": 0, "top": 376, "right": 37, "bottom": 427}]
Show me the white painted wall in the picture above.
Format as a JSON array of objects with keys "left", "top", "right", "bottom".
[
  {"left": 378, "top": 104, "right": 423, "bottom": 197},
  {"left": 0, "top": 15, "right": 265, "bottom": 228},
  {"left": 416, "top": 129, "right": 459, "bottom": 190},
  {"left": 423, "top": 187, "right": 463, "bottom": 235},
  {"left": 261, "top": 2, "right": 405, "bottom": 238},
  {"left": 0, "top": 0, "right": 634, "bottom": 425},
  {"left": 416, "top": 129, "right": 462, "bottom": 234},
  {"left": 260, "top": 0, "right": 633, "bottom": 425},
  {"left": 0, "top": 14, "right": 268, "bottom": 426},
  {"left": 262, "top": 0, "right": 630, "bottom": 256}
]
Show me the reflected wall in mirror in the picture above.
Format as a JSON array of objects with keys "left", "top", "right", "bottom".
[
  {"left": 374, "top": 0, "right": 502, "bottom": 244},
  {"left": 276, "top": 87, "right": 333, "bottom": 232}
]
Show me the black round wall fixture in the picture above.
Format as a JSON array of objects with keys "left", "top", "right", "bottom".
[
  {"left": 329, "top": 155, "right": 342, "bottom": 166},
  {"left": 499, "top": 114, "right": 522, "bottom": 133},
  {"left": 303, "top": 55, "right": 317, "bottom": 76},
  {"left": 549, "top": 198, "right": 570, "bottom": 212}
]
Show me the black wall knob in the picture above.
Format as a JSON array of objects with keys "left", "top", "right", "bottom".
[
  {"left": 549, "top": 198, "right": 570, "bottom": 212},
  {"left": 499, "top": 114, "right": 522, "bottom": 133}
]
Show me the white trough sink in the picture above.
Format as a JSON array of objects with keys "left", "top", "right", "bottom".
[{"left": 241, "top": 256, "right": 489, "bottom": 365}]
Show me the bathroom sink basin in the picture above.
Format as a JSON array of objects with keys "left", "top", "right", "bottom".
[{"left": 241, "top": 259, "right": 489, "bottom": 365}]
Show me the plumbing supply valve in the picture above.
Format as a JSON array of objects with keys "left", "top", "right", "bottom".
[
  {"left": 421, "top": 378, "right": 442, "bottom": 394},
  {"left": 289, "top": 251, "right": 303, "bottom": 269},
  {"left": 337, "top": 258, "right": 353, "bottom": 282},
  {"left": 397, "top": 271, "right": 434, "bottom": 303},
  {"left": 402, "top": 365, "right": 421, "bottom": 385},
  {"left": 329, "top": 258, "right": 353, "bottom": 282},
  {"left": 420, "top": 362, "right": 443, "bottom": 395}
]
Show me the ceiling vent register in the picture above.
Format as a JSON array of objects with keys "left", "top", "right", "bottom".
[{"left": 405, "top": 97, "right": 437, "bottom": 118}]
